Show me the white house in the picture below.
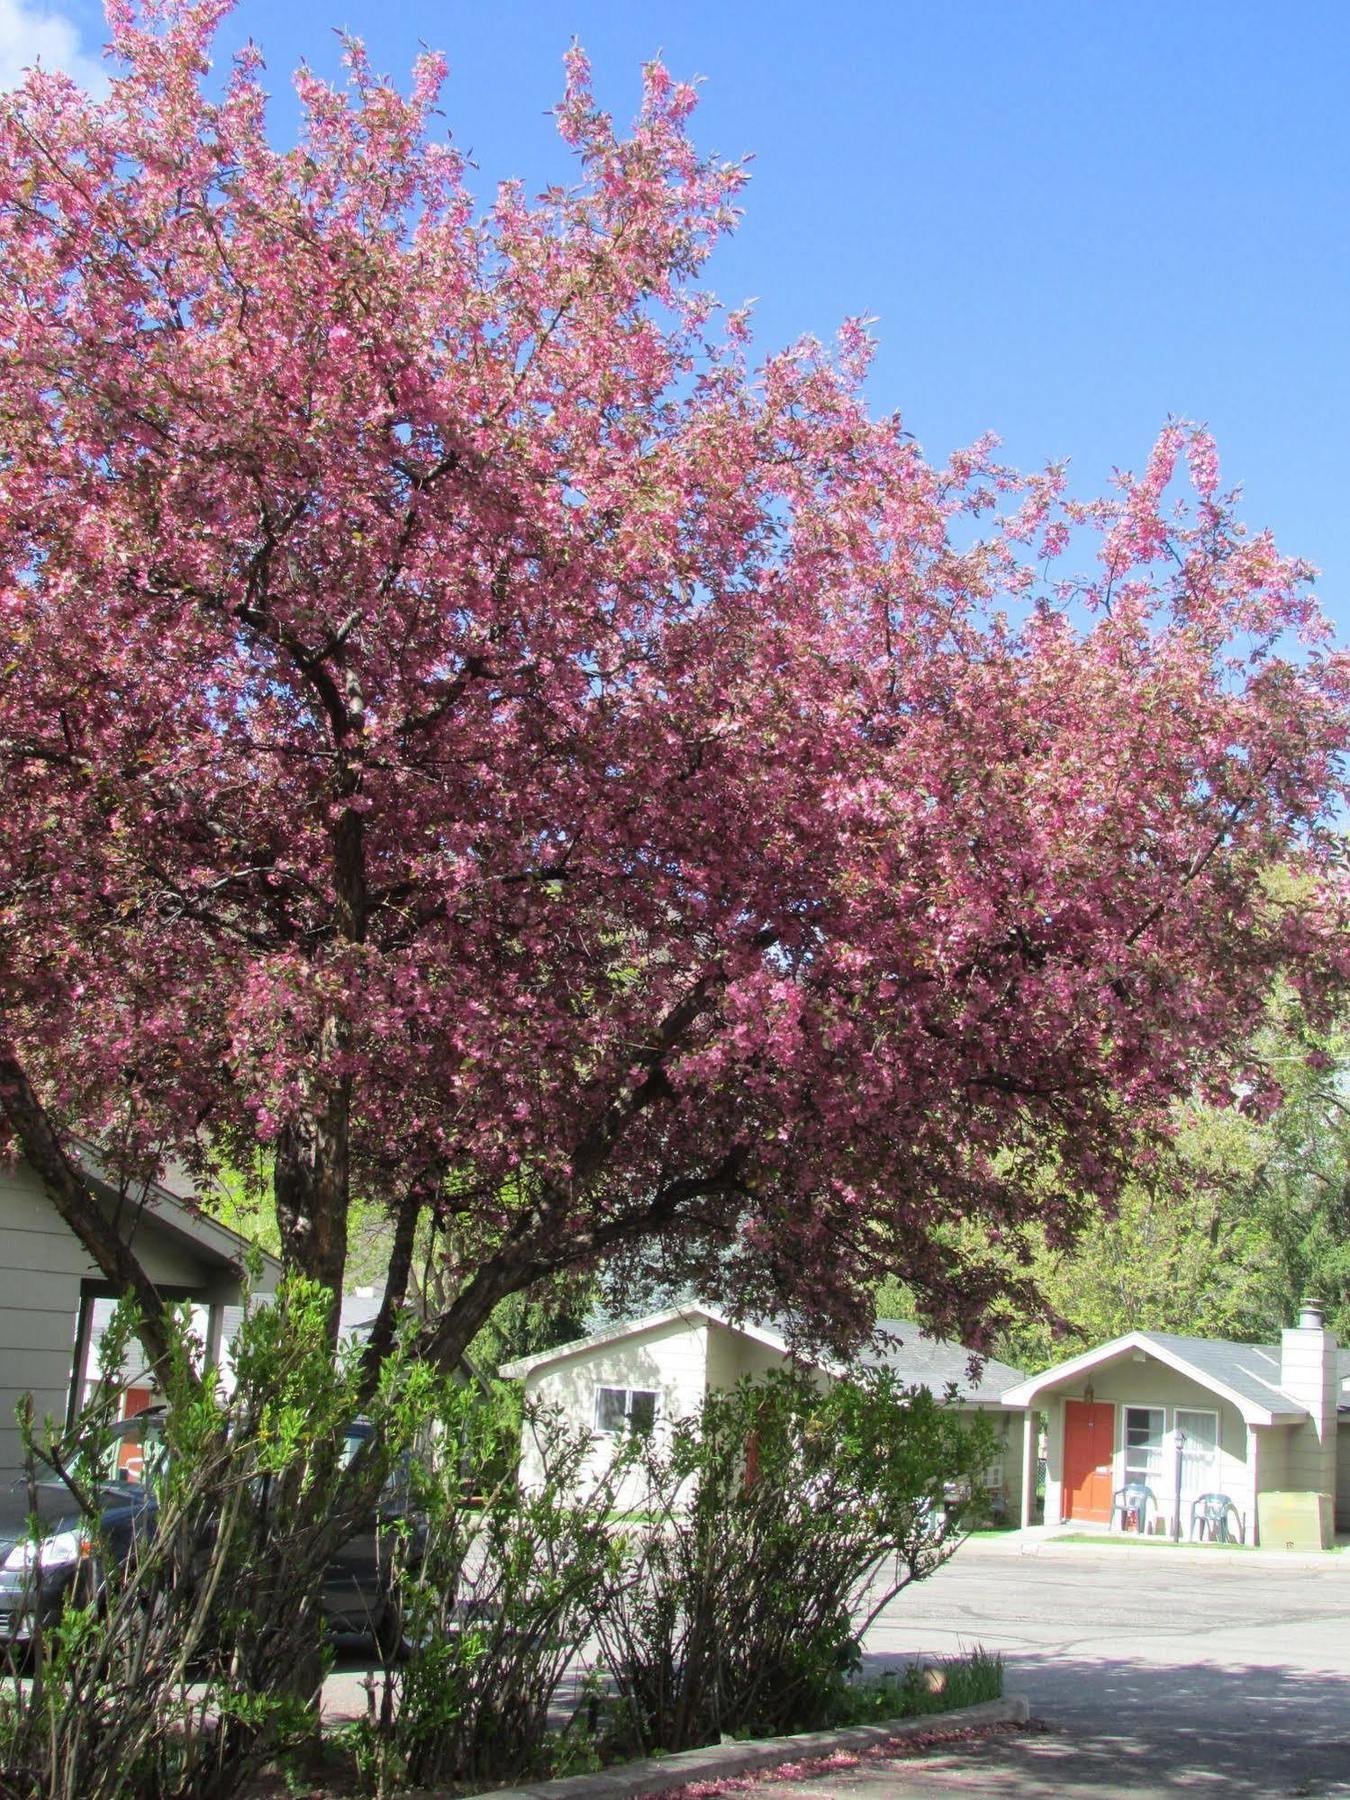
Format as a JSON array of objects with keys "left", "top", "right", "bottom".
[
  {"left": 498, "top": 1304, "right": 1026, "bottom": 1515},
  {"left": 1001, "top": 1301, "right": 1350, "bottom": 1546}
]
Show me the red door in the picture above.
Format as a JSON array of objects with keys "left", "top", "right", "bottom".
[
  {"left": 117, "top": 1387, "right": 155, "bottom": 1481},
  {"left": 1062, "top": 1401, "right": 1115, "bottom": 1522}
]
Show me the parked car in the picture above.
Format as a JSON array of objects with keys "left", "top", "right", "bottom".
[{"left": 0, "top": 1410, "right": 423, "bottom": 1654}]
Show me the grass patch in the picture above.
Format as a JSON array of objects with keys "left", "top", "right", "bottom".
[{"left": 832, "top": 1648, "right": 1003, "bottom": 1725}]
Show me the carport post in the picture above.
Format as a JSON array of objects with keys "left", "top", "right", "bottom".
[
  {"left": 203, "top": 1300, "right": 226, "bottom": 1376},
  {"left": 1171, "top": 1426, "right": 1186, "bottom": 1540},
  {"left": 66, "top": 1286, "right": 98, "bottom": 1431},
  {"left": 1020, "top": 1408, "right": 1036, "bottom": 1527}
]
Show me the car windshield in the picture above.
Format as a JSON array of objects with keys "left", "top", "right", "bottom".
[
  {"left": 341, "top": 1424, "right": 416, "bottom": 1503},
  {"left": 27, "top": 1481, "right": 86, "bottom": 1530}
]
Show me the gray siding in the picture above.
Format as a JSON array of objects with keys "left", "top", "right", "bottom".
[
  {"left": 0, "top": 1158, "right": 250, "bottom": 1526},
  {"left": 0, "top": 1160, "right": 96, "bottom": 1523}
]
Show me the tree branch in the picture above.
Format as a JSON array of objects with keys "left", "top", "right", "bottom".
[
  {"left": 357, "top": 1176, "right": 428, "bottom": 1391},
  {"left": 414, "top": 1154, "right": 747, "bottom": 1374}
]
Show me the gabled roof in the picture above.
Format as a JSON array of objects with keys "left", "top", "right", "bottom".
[
  {"left": 999, "top": 1330, "right": 1310, "bottom": 1426},
  {"left": 498, "top": 1305, "right": 1023, "bottom": 1403},
  {"left": 68, "top": 1140, "right": 283, "bottom": 1287},
  {"left": 497, "top": 1305, "right": 791, "bottom": 1381}
]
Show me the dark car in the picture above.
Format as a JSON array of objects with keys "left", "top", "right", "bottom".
[{"left": 0, "top": 1411, "right": 422, "bottom": 1654}]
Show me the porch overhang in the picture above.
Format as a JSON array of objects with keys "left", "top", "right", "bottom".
[{"left": 999, "top": 1332, "right": 1303, "bottom": 1428}]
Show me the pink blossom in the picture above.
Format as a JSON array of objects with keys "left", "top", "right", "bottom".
[{"left": 0, "top": 4, "right": 1344, "bottom": 1361}]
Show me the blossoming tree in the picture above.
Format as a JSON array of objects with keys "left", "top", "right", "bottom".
[{"left": 2, "top": 1, "right": 1347, "bottom": 1379}]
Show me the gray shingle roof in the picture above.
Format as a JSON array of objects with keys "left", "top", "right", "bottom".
[
  {"left": 860, "top": 1321, "right": 1025, "bottom": 1402},
  {"left": 338, "top": 1286, "right": 385, "bottom": 1337},
  {"left": 500, "top": 1304, "right": 1025, "bottom": 1404},
  {"left": 1005, "top": 1328, "right": 1350, "bottom": 1422},
  {"left": 1133, "top": 1332, "right": 1307, "bottom": 1415}
]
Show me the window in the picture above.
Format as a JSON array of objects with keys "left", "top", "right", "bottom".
[
  {"left": 1176, "top": 1408, "right": 1218, "bottom": 1493},
  {"left": 1123, "top": 1406, "right": 1164, "bottom": 1488},
  {"left": 594, "top": 1386, "right": 658, "bottom": 1436}
]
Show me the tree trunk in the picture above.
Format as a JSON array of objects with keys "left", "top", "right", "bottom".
[{"left": 273, "top": 1052, "right": 351, "bottom": 1341}]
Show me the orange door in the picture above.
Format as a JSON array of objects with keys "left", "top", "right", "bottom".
[
  {"left": 1062, "top": 1401, "right": 1116, "bottom": 1522},
  {"left": 117, "top": 1387, "right": 155, "bottom": 1481}
]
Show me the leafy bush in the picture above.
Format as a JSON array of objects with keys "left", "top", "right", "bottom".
[
  {"left": 2, "top": 1312, "right": 996, "bottom": 1798},
  {"left": 590, "top": 1367, "right": 994, "bottom": 1754},
  {"left": 0, "top": 1281, "right": 426, "bottom": 1800},
  {"left": 351, "top": 1389, "right": 631, "bottom": 1796},
  {"left": 0, "top": 1289, "right": 623, "bottom": 1800}
]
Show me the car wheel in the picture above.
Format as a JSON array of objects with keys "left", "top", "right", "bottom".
[{"left": 373, "top": 1591, "right": 412, "bottom": 1662}]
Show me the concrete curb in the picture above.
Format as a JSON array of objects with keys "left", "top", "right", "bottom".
[
  {"left": 959, "top": 1534, "right": 1340, "bottom": 1569},
  {"left": 452, "top": 1695, "right": 1031, "bottom": 1800}
]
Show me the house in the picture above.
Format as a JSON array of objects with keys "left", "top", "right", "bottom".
[
  {"left": 339, "top": 1284, "right": 388, "bottom": 1339},
  {"left": 498, "top": 1304, "right": 1027, "bottom": 1514},
  {"left": 0, "top": 1145, "right": 281, "bottom": 1526},
  {"left": 1000, "top": 1301, "right": 1350, "bottom": 1546}
]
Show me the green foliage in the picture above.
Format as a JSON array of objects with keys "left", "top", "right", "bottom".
[
  {"left": 591, "top": 1367, "right": 993, "bottom": 1754},
  {"left": 832, "top": 1648, "right": 1004, "bottom": 1724},
  {"left": 3, "top": 1309, "right": 996, "bottom": 1798},
  {"left": 997, "top": 1012, "right": 1350, "bottom": 1369},
  {"left": 203, "top": 1148, "right": 282, "bottom": 1258},
  {"left": 0, "top": 1279, "right": 426, "bottom": 1800},
  {"left": 351, "top": 1391, "right": 633, "bottom": 1795}
]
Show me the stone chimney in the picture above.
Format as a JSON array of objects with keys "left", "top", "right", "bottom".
[{"left": 1279, "top": 1298, "right": 1339, "bottom": 1499}]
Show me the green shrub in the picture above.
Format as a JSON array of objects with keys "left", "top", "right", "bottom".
[
  {"left": 1, "top": 1310, "right": 999, "bottom": 1798},
  {"left": 832, "top": 1647, "right": 1004, "bottom": 1724},
  {"left": 590, "top": 1367, "right": 994, "bottom": 1754},
  {"left": 350, "top": 1389, "right": 632, "bottom": 1796},
  {"left": 0, "top": 1280, "right": 428, "bottom": 1800}
]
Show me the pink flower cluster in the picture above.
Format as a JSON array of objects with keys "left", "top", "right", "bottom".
[{"left": 0, "top": 2, "right": 1345, "bottom": 1342}]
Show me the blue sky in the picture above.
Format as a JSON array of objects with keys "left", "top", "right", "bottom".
[{"left": 14, "top": 1, "right": 1350, "bottom": 633}]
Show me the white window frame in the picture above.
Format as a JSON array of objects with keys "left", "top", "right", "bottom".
[
  {"left": 593, "top": 1385, "right": 659, "bottom": 1436},
  {"left": 1116, "top": 1402, "right": 1222, "bottom": 1519},
  {"left": 1122, "top": 1405, "right": 1166, "bottom": 1490},
  {"left": 1174, "top": 1406, "right": 1220, "bottom": 1494}
]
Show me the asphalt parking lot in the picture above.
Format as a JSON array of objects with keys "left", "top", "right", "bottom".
[
  {"left": 322, "top": 1538, "right": 1350, "bottom": 1798},
  {"left": 859, "top": 1538, "right": 1350, "bottom": 1797}
]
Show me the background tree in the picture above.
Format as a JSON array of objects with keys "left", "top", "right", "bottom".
[
  {"left": 1, "top": 1, "right": 1347, "bottom": 1386},
  {"left": 995, "top": 1006, "right": 1350, "bottom": 1370}
]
